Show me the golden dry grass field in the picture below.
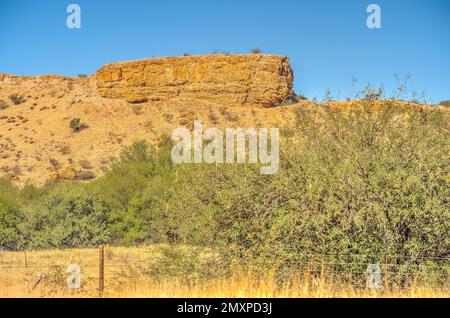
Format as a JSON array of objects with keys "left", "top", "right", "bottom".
[{"left": 0, "top": 246, "right": 448, "bottom": 298}]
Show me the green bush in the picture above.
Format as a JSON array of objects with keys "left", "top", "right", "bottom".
[
  {"left": 172, "top": 102, "right": 450, "bottom": 284},
  {"left": 0, "top": 178, "right": 24, "bottom": 250},
  {"left": 439, "top": 100, "right": 450, "bottom": 107},
  {"left": 9, "top": 94, "right": 25, "bottom": 105},
  {"left": 69, "top": 118, "right": 87, "bottom": 132},
  {"left": 19, "top": 185, "right": 112, "bottom": 249},
  {"left": 76, "top": 170, "right": 96, "bottom": 180},
  {"left": 0, "top": 102, "right": 448, "bottom": 285}
]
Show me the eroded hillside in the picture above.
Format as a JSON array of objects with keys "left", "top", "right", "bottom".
[
  {"left": 0, "top": 56, "right": 302, "bottom": 185},
  {"left": 0, "top": 54, "right": 444, "bottom": 186}
]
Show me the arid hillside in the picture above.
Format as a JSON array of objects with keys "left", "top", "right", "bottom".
[
  {"left": 0, "top": 55, "right": 444, "bottom": 186},
  {"left": 0, "top": 55, "right": 303, "bottom": 186}
]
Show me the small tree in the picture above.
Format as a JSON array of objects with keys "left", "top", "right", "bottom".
[{"left": 250, "top": 48, "right": 262, "bottom": 54}]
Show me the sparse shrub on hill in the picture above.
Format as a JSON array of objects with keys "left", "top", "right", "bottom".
[
  {"left": 9, "top": 166, "right": 21, "bottom": 178},
  {"left": 132, "top": 105, "right": 143, "bottom": 115},
  {"left": 9, "top": 94, "right": 25, "bottom": 105},
  {"left": 250, "top": 48, "right": 262, "bottom": 54},
  {"left": 0, "top": 101, "right": 448, "bottom": 285},
  {"left": 76, "top": 170, "right": 95, "bottom": 180},
  {"left": 217, "top": 106, "right": 238, "bottom": 121},
  {"left": 294, "top": 92, "right": 307, "bottom": 101},
  {"left": 58, "top": 144, "right": 71, "bottom": 155},
  {"left": 211, "top": 50, "right": 230, "bottom": 55},
  {"left": 273, "top": 95, "right": 298, "bottom": 106},
  {"left": 78, "top": 159, "right": 92, "bottom": 169},
  {"left": 120, "top": 140, "right": 153, "bottom": 162},
  {"left": 439, "top": 100, "right": 450, "bottom": 107},
  {"left": 208, "top": 111, "right": 219, "bottom": 124},
  {"left": 69, "top": 117, "right": 87, "bottom": 132},
  {"left": 49, "top": 158, "right": 61, "bottom": 171},
  {"left": 323, "top": 88, "right": 334, "bottom": 103},
  {"left": 0, "top": 100, "right": 8, "bottom": 110},
  {"left": 361, "top": 83, "right": 384, "bottom": 100}
]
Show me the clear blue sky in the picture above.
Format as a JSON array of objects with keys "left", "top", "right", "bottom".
[{"left": 1, "top": 0, "right": 449, "bottom": 102}]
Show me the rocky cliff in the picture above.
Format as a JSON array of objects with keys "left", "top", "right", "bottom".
[{"left": 96, "top": 54, "right": 294, "bottom": 107}]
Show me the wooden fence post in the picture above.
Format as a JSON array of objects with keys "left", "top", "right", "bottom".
[
  {"left": 384, "top": 256, "right": 389, "bottom": 292},
  {"left": 99, "top": 245, "right": 104, "bottom": 295}
]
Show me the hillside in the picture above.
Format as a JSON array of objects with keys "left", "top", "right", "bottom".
[
  {"left": 0, "top": 55, "right": 445, "bottom": 186},
  {"left": 0, "top": 55, "right": 304, "bottom": 186},
  {"left": 1, "top": 57, "right": 448, "bottom": 292}
]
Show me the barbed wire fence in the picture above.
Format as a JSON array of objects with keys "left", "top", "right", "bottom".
[{"left": 0, "top": 245, "right": 449, "bottom": 296}]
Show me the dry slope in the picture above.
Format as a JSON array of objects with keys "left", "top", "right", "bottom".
[
  {"left": 0, "top": 55, "right": 300, "bottom": 186},
  {"left": 96, "top": 54, "right": 294, "bottom": 107}
]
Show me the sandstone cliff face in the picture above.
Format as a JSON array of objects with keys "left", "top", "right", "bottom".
[{"left": 96, "top": 54, "right": 294, "bottom": 107}]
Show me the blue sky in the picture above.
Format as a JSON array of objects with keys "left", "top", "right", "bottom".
[{"left": 0, "top": 0, "right": 449, "bottom": 102}]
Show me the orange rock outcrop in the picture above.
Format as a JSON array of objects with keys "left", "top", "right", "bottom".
[{"left": 96, "top": 54, "right": 294, "bottom": 107}]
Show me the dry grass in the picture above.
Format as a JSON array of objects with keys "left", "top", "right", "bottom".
[{"left": 0, "top": 247, "right": 447, "bottom": 298}]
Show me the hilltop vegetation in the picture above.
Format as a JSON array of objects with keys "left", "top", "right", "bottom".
[
  {"left": 1, "top": 100, "right": 449, "bottom": 286},
  {"left": 440, "top": 100, "right": 450, "bottom": 107}
]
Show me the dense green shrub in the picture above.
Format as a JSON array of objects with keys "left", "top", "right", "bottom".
[
  {"left": 76, "top": 170, "right": 96, "bottom": 180},
  {"left": 171, "top": 102, "right": 450, "bottom": 283},
  {"left": 282, "top": 107, "right": 442, "bottom": 278},
  {"left": 439, "top": 100, "right": 450, "bottom": 107},
  {"left": 146, "top": 245, "right": 222, "bottom": 283},
  {"left": 69, "top": 118, "right": 87, "bottom": 132},
  {"left": 19, "top": 185, "right": 112, "bottom": 249},
  {"left": 0, "top": 179, "right": 24, "bottom": 249},
  {"left": 120, "top": 140, "right": 153, "bottom": 162}
]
